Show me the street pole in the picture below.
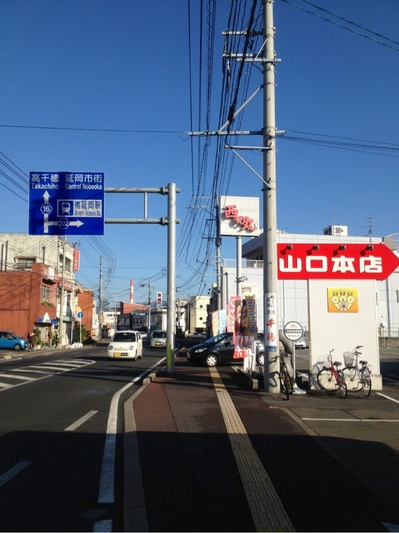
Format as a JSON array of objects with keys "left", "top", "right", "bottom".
[
  {"left": 98, "top": 256, "right": 103, "bottom": 340},
  {"left": 166, "top": 182, "right": 176, "bottom": 373},
  {"left": 215, "top": 194, "right": 222, "bottom": 310},
  {"left": 59, "top": 236, "right": 66, "bottom": 347},
  {"left": 263, "top": 0, "right": 280, "bottom": 392}
]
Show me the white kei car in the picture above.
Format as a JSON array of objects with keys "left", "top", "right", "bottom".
[{"left": 107, "top": 330, "right": 143, "bottom": 360}]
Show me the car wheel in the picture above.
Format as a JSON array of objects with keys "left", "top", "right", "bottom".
[
  {"left": 257, "top": 351, "right": 265, "bottom": 366},
  {"left": 14, "top": 344, "right": 21, "bottom": 351},
  {"left": 205, "top": 353, "right": 218, "bottom": 367}
]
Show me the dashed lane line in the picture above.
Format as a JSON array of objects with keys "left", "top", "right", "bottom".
[{"left": 0, "top": 461, "right": 32, "bottom": 488}]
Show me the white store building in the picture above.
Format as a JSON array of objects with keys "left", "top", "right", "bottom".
[{"left": 220, "top": 228, "right": 399, "bottom": 390}]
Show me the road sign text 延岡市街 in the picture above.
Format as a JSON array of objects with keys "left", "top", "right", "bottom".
[{"left": 277, "top": 243, "right": 399, "bottom": 281}]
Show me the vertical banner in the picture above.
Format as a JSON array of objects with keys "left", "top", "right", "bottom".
[
  {"left": 246, "top": 296, "right": 258, "bottom": 336},
  {"left": 227, "top": 296, "right": 241, "bottom": 345},
  {"left": 265, "top": 293, "right": 278, "bottom": 352}
]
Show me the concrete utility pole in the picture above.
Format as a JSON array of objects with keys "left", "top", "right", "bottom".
[
  {"left": 263, "top": 0, "right": 280, "bottom": 392},
  {"left": 166, "top": 183, "right": 177, "bottom": 373}
]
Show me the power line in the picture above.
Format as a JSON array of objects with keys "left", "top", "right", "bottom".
[{"left": 280, "top": 0, "right": 399, "bottom": 52}]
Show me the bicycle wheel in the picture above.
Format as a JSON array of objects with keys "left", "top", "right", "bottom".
[
  {"left": 279, "top": 369, "right": 289, "bottom": 400},
  {"left": 337, "top": 371, "right": 347, "bottom": 398},
  {"left": 283, "top": 369, "right": 293, "bottom": 400},
  {"left": 342, "top": 366, "right": 360, "bottom": 391},
  {"left": 317, "top": 368, "right": 338, "bottom": 392},
  {"left": 360, "top": 367, "right": 372, "bottom": 397}
]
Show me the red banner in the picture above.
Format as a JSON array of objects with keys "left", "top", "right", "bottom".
[
  {"left": 73, "top": 248, "right": 80, "bottom": 271},
  {"left": 278, "top": 243, "right": 399, "bottom": 281}
]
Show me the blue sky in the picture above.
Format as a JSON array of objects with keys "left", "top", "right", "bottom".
[{"left": 1, "top": 0, "right": 398, "bottom": 307}]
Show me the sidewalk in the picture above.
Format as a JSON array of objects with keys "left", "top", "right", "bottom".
[{"left": 125, "top": 355, "right": 399, "bottom": 532}]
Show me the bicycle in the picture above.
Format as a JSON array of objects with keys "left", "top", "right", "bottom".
[
  {"left": 342, "top": 345, "right": 371, "bottom": 397},
  {"left": 317, "top": 349, "right": 347, "bottom": 398},
  {"left": 279, "top": 352, "right": 294, "bottom": 400}
]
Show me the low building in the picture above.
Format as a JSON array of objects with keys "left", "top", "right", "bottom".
[
  {"left": 219, "top": 230, "right": 399, "bottom": 343},
  {"left": 0, "top": 233, "right": 88, "bottom": 345}
]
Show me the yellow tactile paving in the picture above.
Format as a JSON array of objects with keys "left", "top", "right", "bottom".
[{"left": 210, "top": 366, "right": 294, "bottom": 532}]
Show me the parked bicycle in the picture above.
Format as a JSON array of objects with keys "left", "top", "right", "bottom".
[
  {"left": 279, "top": 352, "right": 294, "bottom": 400},
  {"left": 317, "top": 349, "right": 347, "bottom": 398},
  {"left": 342, "top": 345, "right": 371, "bottom": 397}
]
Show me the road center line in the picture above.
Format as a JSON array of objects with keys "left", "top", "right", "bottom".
[
  {"left": 65, "top": 410, "right": 98, "bottom": 431},
  {"left": 0, "top": 461, "right": 31, "bottom": 488}
]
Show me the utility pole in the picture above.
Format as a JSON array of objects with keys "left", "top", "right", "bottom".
[
  {"left": 263, "top": 0, "right": 279, "bottom": 392},
  {"left": 98, "top": 256, "right": 103, "bottom": 340},
  {"left": 59, "top": 236, "right": 67, "bottom": 347},
  {"left": 166, "top": 182, "right": 176, "bottom": 373},
  {"left": 215, "top": 195, "right": 222, "bottom": 310}
]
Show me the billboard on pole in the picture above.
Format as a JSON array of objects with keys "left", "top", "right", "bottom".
[{"left": 219, "top": 196, "right": 260, "bottom": 237}]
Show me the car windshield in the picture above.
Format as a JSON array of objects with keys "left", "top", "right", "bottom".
[
  {"left": 152, "top": 331, "right": 166, "bottom": 339},
  {"left": 203, "top": 332, "right": 231, "bottom": 345},
  {"left": 113, "top": 332, "right": 136, "bottom": 342}
]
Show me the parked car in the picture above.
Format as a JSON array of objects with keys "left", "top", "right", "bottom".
[
  {"left": 187, "top": 332, "right": 243, "bottom": 367},
  {"left": 107, "top": 330, "right": 143, "bottom": 360},
  {"left": 295, "top": 335, "right": 309, "bottom": 349},
  {"left": 0, "top": 331, "right": 28, "bottom": 351},
  {"left": 138, "top": 327, "right": 148, "bottom": 340},
  {"left": 150, "top": 330, "right": 167, "bottom": 348},
  {"left": 192, "top": 332, "right": 201, "bottom": 339}
]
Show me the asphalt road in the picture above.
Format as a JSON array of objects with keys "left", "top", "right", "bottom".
[{"left": 0, "top": 344, "right": 166, "bottom": 532}]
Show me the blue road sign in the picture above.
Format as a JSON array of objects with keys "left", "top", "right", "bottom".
[{"left": 29, "top": 171, "right": 104, "bottom": 235}]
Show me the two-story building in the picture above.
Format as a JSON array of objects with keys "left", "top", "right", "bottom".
[{"left": 0, "top": 234, "right": 93, "bottom": 346}]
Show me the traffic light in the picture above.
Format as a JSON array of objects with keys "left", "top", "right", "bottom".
[{"left": 156, "top": 292, "right": 162, "bottom": 306}]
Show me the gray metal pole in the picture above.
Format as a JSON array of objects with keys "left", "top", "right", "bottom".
[
  {"left": 216, "top": 194, "right": 222, "bottom": 310},
  {"left": 236, "top": 236, "right": 242, "bottom": 297},
  {"left": 263, "top": 0, "right": 280, "bottom": 392},
  {"left": 59, "top": 236, "right": 67, "bottom": 347},
  {"left": 166, "top": 182, "right": 176, "bottom": 373}
]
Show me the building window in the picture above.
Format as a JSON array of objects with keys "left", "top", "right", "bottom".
[
  {"left": 15, "top": 257, "right": 36, "bottom": 270},
  {"left": 59, "top": 254, "right": 72, "bottom": 272},
  {"left": 41, "top": 286, "right": 50, "bottom": 301}
]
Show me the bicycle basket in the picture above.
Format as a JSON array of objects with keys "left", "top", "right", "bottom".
[{"left": 343, "top": 352, "right": 354, "bottom": 366}]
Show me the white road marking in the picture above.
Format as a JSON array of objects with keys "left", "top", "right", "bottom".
[
  {"left": 93, "top": 519, "right": 113, "bottom": 532},
  {"left": 97, "top": 360, "right": 165, "bottom": 505},
  {"left": 0, "top": 461, "right": 31, "bottom": 488},
  {"left": 0, "top": 373, "right": 34, "bottom": 381},
  {"left": 0, "top": 359, "right": 95, "bottom": 391},
  {"left": 377, "top": 392, "right": 399, "bottom": 405},
  {"left": 65, "top": 410, "right": 98, "bottom": 432},
  {"left": 303, "top": 417, "right": 399, "bottom": 422}
]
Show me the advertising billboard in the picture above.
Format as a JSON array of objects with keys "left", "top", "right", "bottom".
[{"left": 219, "top": 196, "right": 260, "bottom": 237}]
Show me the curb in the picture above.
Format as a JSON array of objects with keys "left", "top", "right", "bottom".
[{"left": 236, "top": 367, "right": 260, "bottom": 390}]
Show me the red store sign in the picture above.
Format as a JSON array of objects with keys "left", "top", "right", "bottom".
[{"left": 278, "top": 243, "right": 399, "bottom": 281}]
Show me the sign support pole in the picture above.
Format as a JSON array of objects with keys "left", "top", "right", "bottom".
[{"left": 166, "top": 183, "right": 176, "bottom": 373}]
